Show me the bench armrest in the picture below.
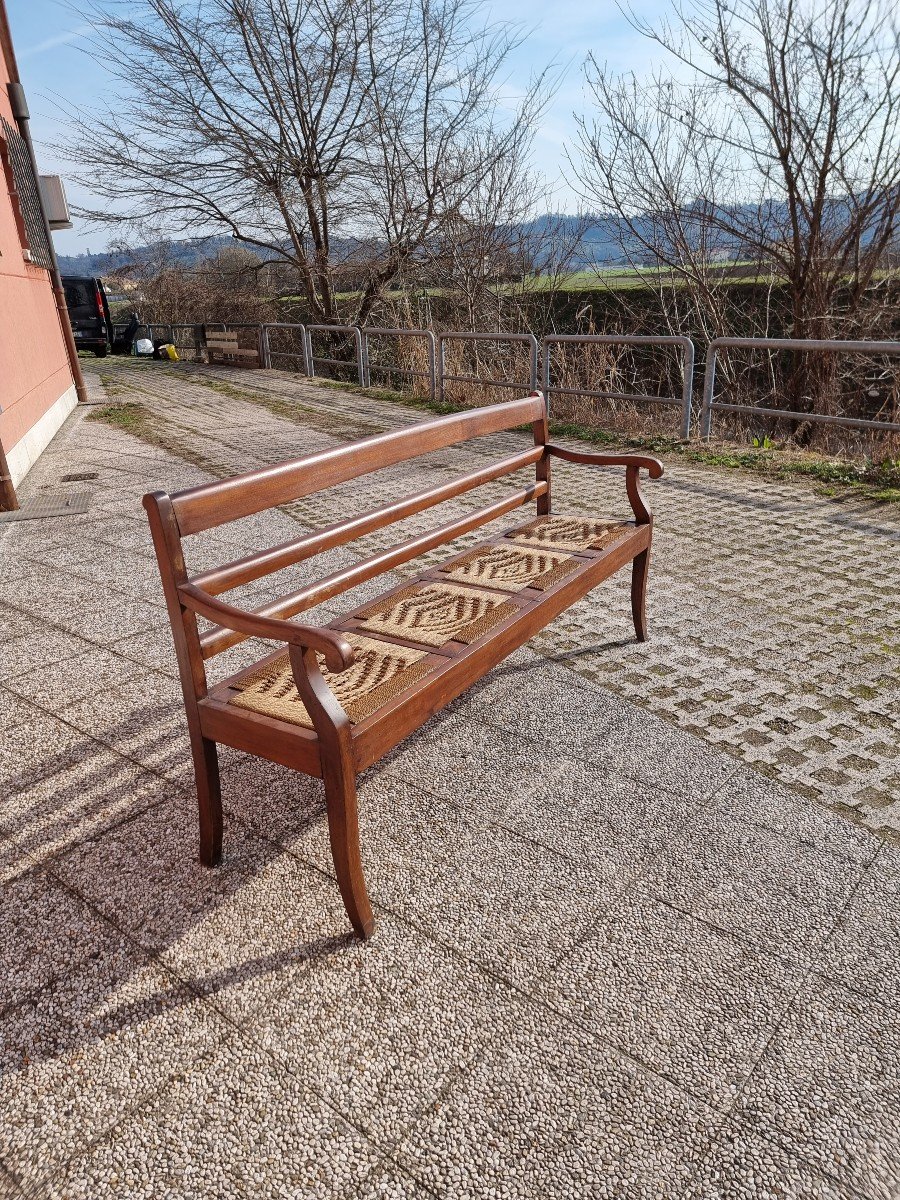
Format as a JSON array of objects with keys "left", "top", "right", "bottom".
[
  {"left": 545, "top": 445, "right": 664, "bottom": 477},
  {"left": 544, "top": 444, "right": 663, "bottom": 524},
  {"left": 178, "top": 583, "right": 355, "bottom": 672}
]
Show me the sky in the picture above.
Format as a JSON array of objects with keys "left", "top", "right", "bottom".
[{"left": 6, "top": 0, "right": 675, "bottom": 255}]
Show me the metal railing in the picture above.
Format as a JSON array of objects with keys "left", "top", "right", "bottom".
[
  {"left": 701, "top": 337, "right": 900, "bottom": 437},
  {"left": 168, "top": 324, "right": 203, "bottom": 360},
  {"left": 438, "top": 332, "right": 539, "bottom": 406},
  {"left": 261, "top": 323, "right": 309, "bottom": 373},
  {"left": 543, "top": 334, "right": 695, "bottom": 439},
  {"left": 109, "top": 321, "right": 203, "bottom": 359},
  {"left": 360, "top": 327, "right": 437, "bottom": 398},
  {"left": 305, "top": 324, "right": 364, "bottom": 383},
  {"left": 151, "top": 318, "right": 900, "bottom": 443}
]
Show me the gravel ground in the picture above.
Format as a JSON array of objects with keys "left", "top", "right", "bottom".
[{"left": 0, "top": 359, "right": 897, "bottom": 1199}]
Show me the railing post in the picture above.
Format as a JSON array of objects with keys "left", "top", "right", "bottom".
[
  {"left": 437, "top": 335, "right": 447, "bottom": 406},
  {"left": 542, "top": 338, "right": 552, "bottom": 410},
  {"left": 300, "top": 325, "right": 311, "bottom": 376},
  {"left": 528, "top": 334, "right": 539, "bottom": 393},
  {"left": 700, "top": 345, "right": 718, "bottom": 439},
  {"left": 360, "top": 329, "right": 371, "bottom": 389},
  {"left": 681, "top": 339, "right": 695, "bottom": 440},
  {"left": 353, "top": 327, "right": 365, "bottom": 387},
  {"left": 306, "top": 327, "right": 316, "bottom": 379},
  {"left": 425, "top": 331, "right": 437, "bottom": 401}
]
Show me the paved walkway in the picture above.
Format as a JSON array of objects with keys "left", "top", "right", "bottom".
[{"left": 0, "top": 359, "right": 898, "bottom": 1199}]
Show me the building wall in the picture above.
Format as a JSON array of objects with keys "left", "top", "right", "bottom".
[{"left": 0, "top": 53, "right": 76, "bottom": 486}]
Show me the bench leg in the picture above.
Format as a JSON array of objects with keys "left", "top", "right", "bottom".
[
  {"left": 287, "top": 644, "right": 375, "bottom": 939},
  {"left": 323, "top": 763, "right": 375, "bottom": 940},
  {"left": 631, "top": 548, "right": 651, "bottom": 642},
  {"left": 193, "top": 735, "right": 223, "bottom": 866}
]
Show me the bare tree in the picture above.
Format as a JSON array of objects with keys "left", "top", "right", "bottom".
[
  {"left": 574, "top": 0, "right": 900, "bottom": 415},
  {"left": 63, "top": 0, "right": 548, "bottom": 326}
]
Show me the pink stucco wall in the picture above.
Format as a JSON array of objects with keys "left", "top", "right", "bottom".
[{"left": 0, "top": 61, "right": 74, "bottom": 461}]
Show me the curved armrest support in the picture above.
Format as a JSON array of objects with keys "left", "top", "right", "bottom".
[
  {"left": 544, "top": 444, "right": 663, "bottom": 525},
  {"left": 545, "top": 445, "right": 664, "bottom": 478},
  {"left": 178, "top": 582, "right": 355, "bottom": 672}
]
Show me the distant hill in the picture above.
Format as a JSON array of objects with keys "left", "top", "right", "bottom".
[
  {"left": 58, "top": 199, "right": 891, "bottom": 278},
  {"left": 57, "top": 236, "right": 234, "bottom": 276},
  {"left": 57, "top": 219, "right": 635, "bottom": 277},
  {"left": 515, "top": 213, "right": 629, "bottom": 268}
]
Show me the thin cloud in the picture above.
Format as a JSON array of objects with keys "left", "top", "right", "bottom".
[{"left": 19, "top": 24, "right": 91, "bottom": 60}]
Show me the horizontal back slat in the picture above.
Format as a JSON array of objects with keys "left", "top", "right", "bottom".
[
  {"left": 190, "top": 446, "right": 543, "bottom": 596},
  {"left": 198, "top": 479, "right": 547, "bottom": 658},
  {"left": 171, "top": 393, "right": 545, "bottom": 536}
]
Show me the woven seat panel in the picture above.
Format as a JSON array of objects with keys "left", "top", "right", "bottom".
[
  {"left": 357, "top": 581, "right": 518, "bottom": 647},
  {"left": 440, "top": 543, "right": 579, "bottom": 593},
  {"left": 505, "top": 515, "right": 631, "bottom": 553},
  {"left": 229, "top": 633, "right": 433, "bottom": 728}
]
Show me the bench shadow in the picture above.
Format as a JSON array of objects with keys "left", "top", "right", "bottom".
[
  {"left": 0, "top": 702, "right": 357, "bottom": 1082},
  {"left": 484, "top": 637, "right": 635, "bottom": 674}
]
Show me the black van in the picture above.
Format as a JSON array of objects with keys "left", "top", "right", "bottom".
[{"left": 61, "top": 276, "right": 112, "bottom": 357}]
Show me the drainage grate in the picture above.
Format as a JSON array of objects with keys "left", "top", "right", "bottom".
[
  {"left": 61, "top": 472, "right": 99, "bottom": 482},
  {"left": 0, "top": 492, "right": 94, "bottom": 523}
]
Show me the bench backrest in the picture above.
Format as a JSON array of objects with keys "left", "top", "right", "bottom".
[{"left": 144, "top": 393, "right": 549, "bottom": 688}]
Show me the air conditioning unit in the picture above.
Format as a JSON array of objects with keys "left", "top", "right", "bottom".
[{"left": 38, "top": 174, "right": 73, "bottom": 230}]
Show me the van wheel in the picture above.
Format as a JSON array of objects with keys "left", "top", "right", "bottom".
[{"left": 94, "top": 345, "right": 109, "bottom": 358}]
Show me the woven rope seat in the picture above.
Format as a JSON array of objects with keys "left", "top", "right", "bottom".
[
  {"left": 505, "top": 515, "right": 631, "bottom": 553},
  {"left": 440, "top": 542, "right": 579, "bottom": 593},
  {"left": 356, "top": 580, "right": 517, "bottom": 647},
  {"left": 230, "top": 633, "right": 434, "bottom": 729}
]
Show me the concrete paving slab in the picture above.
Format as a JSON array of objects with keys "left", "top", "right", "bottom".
[
  {"left": 0, "top": 865, "right": 114, "bottom": 1014},
  {"left": 381, "top": 709, "right": 570, "bottom": 816},
  {"left": 733, "top": 979, "right": 900, "bottom": 1199},
  {"left": 0, "top": 1164, "right": 23, "bottom": 1199},
  {"left": 0, "top": 689, "right": 43, "bottom": 735},
  {"left": 354, "top": 1166, "right": 433, "bottom": 1199},
  {"left": 0, "top": 709, "right": 97, "bottom": 801},
  {"left": 3, "top": 646, "right": 150, "bottom": 711},
  {"left": 643, "top": 808, "right": 868, "bottom": 964},
  {"left": 395, "top": 1000, "right": 716, "bottom": 1199},
  {"left": 28, "top": 1038, "right": 377, "bottom": 1200},
  {"left": 284, "top": 774, "right": 613, "bottom": 989},
  {"left": 710, "top": 771, "right": 880, "bottom": 864},
  {"left": 0, "top": 626, "right": 93, "bottom": 683},
  {"left": 540, "top": 890, "right": 803, "bottom": 1109},
  {"left": 694, "top": 1124, "right": 868, "bottom": 1200},
  {"left": 0, "top": 936, "right": 233, "bottom": 1192},
  {"left": 62, "top": 675, "right": 194, "bottom": 779},
  {"left": 818, "top": 846, "right": 900, "bottom": 1008},
  {"left": 53, "top": 798, "right": 300, "bottom": 955},
  {"left": 246, "top": 912, "right": 521, "bottom": 1145},
  {"left": 1, "top": 751, "right": 181, "bottom": 877},
  {"left": 0, "top": 604, "right": 38, "bottom": 642}
]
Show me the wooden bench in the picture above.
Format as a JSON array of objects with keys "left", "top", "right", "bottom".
[
  {"left": 143, "top": 393, "right": 663, "bottom": 939},
  {"left": 205, "top": 329, "right": 260, "bottom": 367}
]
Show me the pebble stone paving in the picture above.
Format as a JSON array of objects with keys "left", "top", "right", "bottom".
[{"left": 0, "top": 357, "right": 897, "bottom": 1198}]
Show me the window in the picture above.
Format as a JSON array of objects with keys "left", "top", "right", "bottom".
[{"left": 1, "top": 117, "right": 53, "bottom": 270}]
